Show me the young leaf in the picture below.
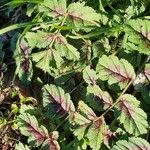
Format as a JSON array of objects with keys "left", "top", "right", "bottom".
[
  {"left": 54, "top": 33, "right": 80, "bottom": 61},
  {"left": 117, "top": 94, "right": 148, "bottom": 136},
  {"left": 87, "top": 85, "right": 113, "bottom": 109},
  {"left": 42, "top": 84, "right": 75, "bottom": 116},
  {"left": 67, "top": 2, "right": 100, "bottom": 28},
  {"left": 83, "top": 66, "right": 98, "bottom": 85},
  {"left": 112, "top": 137, "right": 150, "bottom": 150},
  {"left": 96, "top": 55, "right": 136, "bottom": 89}
]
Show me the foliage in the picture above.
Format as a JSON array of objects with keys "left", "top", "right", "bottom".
[{"left": 0, "top": 0, "right": 150, "bottom": 150}]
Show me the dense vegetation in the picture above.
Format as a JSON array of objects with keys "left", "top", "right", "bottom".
[{"left": 0, "top": 0, "right": 150, "bottom": 149}]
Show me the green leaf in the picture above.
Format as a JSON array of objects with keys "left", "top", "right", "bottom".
[
  {"left": 39, "top": 0, "right": 67, "bottom": 18},
  {"left": 18, "top": 113, "right": 49, "bottom": 146},
  {"left": 96, "top": 55, "right": 136, "bottom": 89},
  {"left": 87, "top": 85, "right": 113, "bottom": 109},
  {"left": 15, "top": 142, "right": 30, "bottom": 150},
  {"left": 25, "top": 31, "right": 54, "bottom": 48},
  {"left": 83, "top": 66, "right": 97, "bottom": 85},
  {"left": 42, "top": 84, "right": 75, "bottom": 115},
  {"left": 73, "top": 101, "right": 106, "bottom": 149},
  {"left": 86, "top": 118, "right": 106, "bottom": 150},
  {"left": 112, "top": 137, "right": 150, "bottom": 150},
  {"left": 125, "top": 19, "right": 150, "bottom": 55},
  {"left": 17, "top": 113, "right": 60, "bottom": 149},
  {"left": 54, "top": 33, "right": 80, "bottom": 61},
  {"left": 32, "top": 49, "right": 62, "bottom": 76},
  {"left": 77, "top": 101, "right": 97, "bottom": 121},
  {"left": 117, "top": 94, "right": 148, "bottom": 136},
  {"left": 67, "top": 2, "right": 100, "bottom": 28}
]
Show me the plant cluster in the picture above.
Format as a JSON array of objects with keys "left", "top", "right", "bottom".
[{"left": 0, "top": 0, "right": 150, "bottom": 150}]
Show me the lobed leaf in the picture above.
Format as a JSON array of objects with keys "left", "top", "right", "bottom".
[
  {"left": 112, "top": 137, "right": 150, "bottom": 150},
  {"left": 117, "top": 94, "right": 148, "bottom": 136},
  {"left": 96, "top": 55, "right": 136, "bottom": 89}
]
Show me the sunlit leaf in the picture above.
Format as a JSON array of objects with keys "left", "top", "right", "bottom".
[
  {"left": 112, "top": 137, "right": 150, "bottom": 150},
  {"left": 96, "top": 55, "right": 136, "bottom": 89},
  {"left": 117, "top": 94, "right": 148, "bottom": 136}
]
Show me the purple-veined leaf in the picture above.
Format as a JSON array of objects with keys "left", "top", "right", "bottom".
[
  {"left": 86, "top": 117, "right": 106, "bottom": 150},
  {"left": 17, "top": 113, "right": 60, "bottom": 150},
  {"left": 104, "top": 129, "right": 116, "bottom": 149},
  {"left": 144, "top": 63, "right": 150, "bottom": 81},
  {"left": 117, "top": 94, "right": 148, "bottom": 136},
  {"left": 73, "top": 101, "right": 106, "bottom": 150},
  {"left": 112, "top": 137, "right": 150, "bottom": 150},
  {"left": 32, "top": 49, "right": 63, "bottom": 76},
  {"left": 18, "top": 113, "right": 49, "bottom": 146},
  {"left": 41, "top": 131, "right": 60, "bottom": 150},
  {"left": 96, "top": 55, "right": 136, "bottom": 89},
  {"left": 42, "top": 84, "right": 75, "bottom": 117},
  {"left": 87, "top": 85, "right": 113, "bottom": 109},
  {"left": 73, "top": 101, "right": 97, "bottom": 140},
  {"left": 125, "top": 19, "right": 150, "bottom": 55},
  {"left": 25, "top": 31, "right": 55, "bottom": 49},
  {"left": 67, "top": 2, "right": 100, "bottom": 28},
  {"left": 15, "top": 39, "right": 33, "bottom": 84},
  {"left": 39, "top": 0, "right": 67, "bottom": 18},
  {"left": 54, "top": 33, "right": 80, "bottom": 61},
  {"left": 83, "top": 66, "right": 97, "bottom": 85}
]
